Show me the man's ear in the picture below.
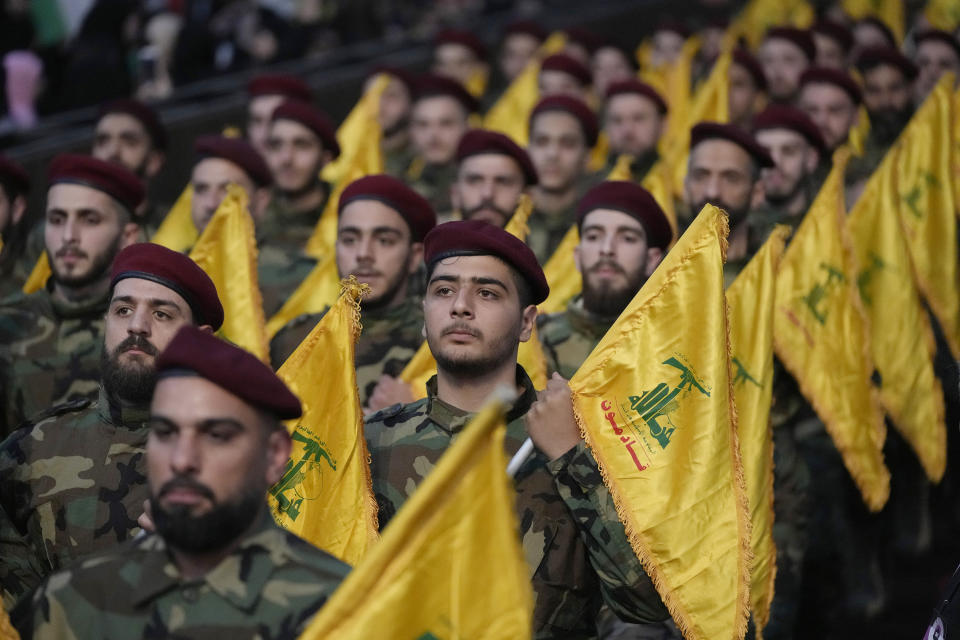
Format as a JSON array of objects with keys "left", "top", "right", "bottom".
[
  {"left": 11, "top": 195, "right": 26, "bottom": 226},
  {"left": 196, "top": 324, "right": 214, "bottom": 334},
  {"left": 518, "top": 304, "right": 537, "bottom": 342},
  {"left": 145, "top": 151, "right": 165, "bottom": 179},
  {"left": 644, "top": 246, "right": 664, "bottom": 277},
  {"left": 805, "top": 148, "right": 820, "bottom": 174},
  {"left": 120, "top": 222, "right": 141, "bottom": 249},
  {"left": 573, "top": 241, "right": 584, "bottom": 275},
  {"left": 749, "top": 178, "right": 766, "bottom": 210},
  {"left": 251, "top": 187, "right": 272, "bottom": 223},
  {"left": 408, "top": 242, "right": 424, "bottom": 275},
  {"left": 264, "top": 427, "right": 293, "bottom": 486}
]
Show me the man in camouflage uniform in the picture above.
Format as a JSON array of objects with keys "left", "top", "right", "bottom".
[
  {"left": 538, "top": 181, "right": 670, "bottom": 380},
  {"left": 527, "top": 95, "right": 601, "bottom": 263},
  {"left": 245, "top": 73, "right": 314, "bottom": 157},
  {"left": 12, "top": 326, "right": 349, "bottom": 638},
  {"left": 373, "top": 67, "right": 417, "bottom": 179},
  {"left": 0, "top": 155, "right": 31, "bottom": 300},
  {"left": 0, "top": 243, "right": 223, "bottom": 609},
  {"left": 600, "top": 80, "right": 667, "bottom": 183},
  {"left": 405, "top": 73, "right": 477, "bottom": 221},
  {"left": 365, "top": 221, "right": 668, "bottom": 638},
  {"left": 728, "top": 48, "right": 768, "bottom": 131},
  {"left": 270, "top": 175, "right": 436, "bottom": 410},
  {"left": 0, "top": 154, "right": 144, "bottom": 437},
  {"left": 752, "top": 105, "right": 827, "bottom": 239},
  {"left": 757, "top": 27, "right": 815, "bottom": 105},
  {"left": 450, "top": 128, "right": 539, "bottom": 228},
  {"left": 683, "top": 123, "right": 811, "bottom": 639}
]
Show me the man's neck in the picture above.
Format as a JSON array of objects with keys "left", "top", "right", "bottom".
[
  {"left": 727, "top": 220, "right": 750, "bottom": 262},
  {"left": 782, "top": 187, "right": 809, "bottom": 218},
  {"left": 533, "top": 185, "right": 579, "bottom": 216},
  {"left": 51, "top": 277, "right": 110, "bottom": 306},
  {"left": 169, "top": 509, "right": 263, "bottom": 582},
  {"left": 278, "top": 182, "right": 327, "bottom": 214},
  {"left": 436, "top": 357, "right": 518, "bottom": 413}
]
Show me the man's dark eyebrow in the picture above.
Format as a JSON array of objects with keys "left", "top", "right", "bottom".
[
  {"left": 111, "top": 295, "right": 184, "bottom": 312},
  {"left": 196, "top": 418, "right": 246, "bottom": 432},
  {"left": 428, "top": 274, "right": 460, "bottom": 286},
  {"left": 471, "top": 276, "right": 508, "bottom": 290}
]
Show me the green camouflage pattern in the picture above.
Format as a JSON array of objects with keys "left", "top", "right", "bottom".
[
  {"left": 12, "top": 512, "right": 350, "bottom": 639},
  {"left": 364, "top": 367, "right": 668, "bottom": 639},
  {"left": 383, "top": 143, "right": 416, "bottom": 180},
  {"left": 537, "top": 297, "right": 616, "bottom": 380},
  {"left": 0, "top": 388, "right": 150, "bottom": 609},
  {"left": 270, "top": 295, "right": 425, "bottom": 405},
  {"left": 527, "top": 201, "right": 579, "bottom": 265},
  {"left": 406, "top": 161, "right": 457, "bottom": 222},
  {"left": 0, "top": 286, "right": 107, "bottom": 437}
]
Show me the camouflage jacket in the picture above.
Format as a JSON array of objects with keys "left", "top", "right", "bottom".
[
  {"left": 406, "top": 160, "right": 457, "bottom": 222},
  {"left": 12, "top": 511, "right": 350, "bottom": 640},
  {"left": 0, "top": 387, "right": 150, "bottom": 609},
  {"left": 256, "top": 196, "right": 328, "bottom": 317},
  {"left": 537, "top": 297, "right": 615, "bottom": 380},
  {"left": 527, "top": 201, "right": 579, "bottom": 265},
  {"left": 0, "top": 286, "right": 107, "bottom": 438},
  {"left": 270, "top": 295, "right": 425, "bottom": 405},
  {"left": 365, "top": 367, "right": 668, "bottom": 639},
  {"left": 383, "top": 142, "right": 415, "bottom": 179}
]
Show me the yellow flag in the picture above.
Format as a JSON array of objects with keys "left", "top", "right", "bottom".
[
  {"left": 926, "top": 0, "right": 960, "bottom": 31},
  {"left": 298, "top": 398, "right": 533, "bottom": 639},
  {"left": 321, "top": 75, "right": 388, "bottom": 187},
  {"left": 847, "top": 106, "right": 871, "bottom": 157},
  {"left": 269, "top": 278, "right": 379, "bottom": 565},
  {"left": 727, "top": 226, "right": 789, "bottom": 637},
  {"left": 896, "top": 73, "right": 960, "bottom": 360},
  {"left": 847, "top": 129, "right": 947, "bottom": 485},
  {"left": 725, "top": 0, "right": 814, "bottom": 49},
  {"left": 646, "top": 37, "right": 699, "bottom": 158},
  {"left": 150, "top": 184, "right": 198, "bottom": 252},
  {"left": 21, "top": 252, "right": 50, "bottom": 295},
  {"left": 570, "top": 205, "right": 751, "bottom": 640},
  {"left": 265, "top": 252, "right": 341, "bottom": 339},
  {"left": 188, "top": 184, "right": 269, "bottom": 362},
  {"left": 465, "top": 66, "right": 489, "bottom": 99},
  {"left": 773, "top": 150, "right": 889, "bottom": 511},
  {"left": 841, "top": 0, "right": 904, "bottom": 42},
  {"left": 0, "top": 607, "right": 18, "bottom": 640},
  {"left": 540, "top": 225, "right": 582, "bottom": 315},
  {"left": 398, "top": 340, "right": 436, "bottom": 400},
  {"left": 484, "top": 32, "right": 567, "bottom": 145}
]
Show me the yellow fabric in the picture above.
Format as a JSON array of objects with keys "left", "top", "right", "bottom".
[
  {"left": 926, "top": 0, "right": 960, "bottom": 32},
  {"left": 895, "top": 74, "right": 960, "bottom": 360},
  {"left": 641, "top": 160, "right": 679, "bottom": 237},
  {"left": 646, "top": 37, "right": 699, "bottom": 159},
  {"left": 847, "top": 143, "right": 947, "bottom": 483},
  {"left": 321, "top": 75, "right": 388, "bottom": 187},
  {"left": 465, "top": 66, "right": 489, "bottom": 99},
  {"left": 847, "top": 106, "right": 871, "bottom": 157},
  {"left": 725, "top": 0, "right": 814, "bottom": 49},
  {"left": 150, "top": 184, "right": 198, "bottom": 252},
  {"left": 841, "top": 0, "right": 904, "bottom": 42},
  {"left": 484, "top": 32, "right": 567, "bottom": 146},
  {"left": 540, "top": 225, "right": 582, "bottom": 315},
  {"left": 298, "top": 399, "right": 533, "bottom": 640},
  {"left": 954, "top": 88, "right": 960, "bottom": 214},
  {"left": 589, "top": 132, "right": 611, "bottom": 173},
  {"left": 306, "top": 157, "right": 384, "bottom": 260},
  {"left": 570, "top": 205, "right": 751, "bottom": 640},
  {"left": 270, "top": 278, "right": 379, "bottom": 565},
  {"left": 726, "top": 226, "right": 789, "bottom": 637},
  {"left": 401, "top": 196, "right": 542, "bottom": 397},
  {"left": 772, "top": 149, "right": 889, "bottom": 511},
  {"left": 188, "top": 184, "right": 269, "bottom": 362},
  {"left": 0, "top": 607, "right": 18, "bottom": 640},
  {"left": 265, "top": 252, "right": 341, "bottom": 339},
  {"left": 21, "top": 252, "right": 50, "bottom": 295}
]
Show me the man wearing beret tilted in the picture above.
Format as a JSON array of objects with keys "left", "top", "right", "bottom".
[
  {"left": 365, "top": 220, "right": 668, "bottom": 638},
  {"left": 13, "top": 326, "right": 349, "bottom": 638},
  {"left": 270, "top": 174, "right": 437, "bottom": 409},
  {"left": 537, "top": 181, "right": 670, "bottom": 380},
  {"left": 0, "top": 243, "right": 224, "bottom": 609},
  {"left": 0, "top": 155, "right": 145, "bottom": 437}
]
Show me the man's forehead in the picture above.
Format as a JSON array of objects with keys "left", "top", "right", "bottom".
[
  {"left": 755, "top": 127, "right": 806, "bottom": 148},
  {"left": 801, "top": 83, "right": 851, "bottom": 104},
  {"left": 607, "top": 93, "right": 659, "bottom": 113},
  {"left": 460, "top": 153, "right": 522, "bottom": 177},
  {"left": 151, "top": 374, "right": 258, "bottom": 423},
  {"left": 431, "top": 254, "right": 514, "bottom": 281},
  {"left": 582, "top": 208, "right": 645, "bottom": 230},
  {"left": 112, "top": 277, "right": 190, "bottom": 308},
  {"left": 413, "top": 95, "right": 463, "bottom": 116},
  {"left": 339, "top": 199, "right": 408, "bottom": 232},
  {"left": 269, "top": 118, "right": 318, "bottom": 142},
  {"left": 192, "top": 157, "right": 248, "bottom": 182},
  {"left": 531, "top": 110, "right": 581, "bottom": 137},
  {"left": 249, "top": 94, "right": 285, "bottom": 113},
  {"left": 690, "top": 139, "right": 752, "bottom": 170},
  {"left": 96, "top": 112, "right": 148, "bottom": 136},
  {"left": 46, "top": 182, "right": 114, "bottom": 210}
]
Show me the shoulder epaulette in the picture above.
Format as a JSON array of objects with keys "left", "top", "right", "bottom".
[{"left": 23, "top": 397, "right": 94, "bottom": 426}]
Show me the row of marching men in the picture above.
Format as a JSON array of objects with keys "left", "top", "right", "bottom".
[{"left": 1, "top": 2, "right": 960, "bottom": 638}]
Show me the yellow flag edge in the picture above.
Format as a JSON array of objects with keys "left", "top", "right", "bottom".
[{"left": 570, "top": 209, "right": 753, "bottom": 640}]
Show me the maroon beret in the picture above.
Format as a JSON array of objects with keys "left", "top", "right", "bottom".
[
  {"left": 753, "top": 104, "right": 827, "bottom": 155},
  {"left": 47, "top": 153, "right": 145, "bottom": 212},
  {"left": 732, "top": 47, "right": 768, "bottom": 91},
  {"left": 855, "top": 46, "right": 918, "bottom": 80},
  {"left": 690, "top": 121, "right": 774, "bottom": 168},
  {"left": 98, "top": 98, "right": 168, "bottom": 150},
  {"left": 111, "top": 243, "right": 224, "bottom": 330},
  {"left": 800, "top": 66, "right": 862, "bottom": 105},
  {"left": 812, "top": 19, "right": 854, "bottom": 54},
  {"left": 605, "top": 79, "right": 668, "bottom": 114},
  {"left": 434, "top": 28, "right": 488, "bottom": 61},
  {"left": 763, "top": 27, "right": 817, "bottom": 62},
  {"left": 855, "top": 17, "right": 897, "bottom": 48},
  {"left": 577, "top": 181, "right": 672, "bottom": 250},
  {"left": 157, "top": 325, "right": 301, "bottom": 420},
  {"left": 564, "top": 28, "right": 603, "bottom": 55},
  {"left": 914, "top": 30, "right": 960, "bottom": 61},
  {"left": 270, "top": 100, "right": 341, "bottom": 160},
  {"left": 414, "top": 73, "right": 480, "bottom": 113},
  {"left": 530, "top": 95, "right": 599, "bottom": 147},
  {"left": 424, "top": 220, "right": 549, "bottom": 304},
  {"left": 539, "top": 53, "right": 592, "bottom": 87},
  {"left": 370, "top": 65, "right": 416, "bottom": 95},
  {"left": 456, "top": 129, "right": 538, "bottom": 186},
  {"left": 247, "top": 73, "right": 313, "bottom": 102},
  {"left": 338, "top": 174, "right": 437, "bottom": 242},
  {"left": 505, "top": 20, "right": 548, "bottom": 43},
  {"left": 194, "top": 135, "right": 273, "bottom": 187},
  {"left": 0, "top": 154, "right": 30, "bottom": 196}
]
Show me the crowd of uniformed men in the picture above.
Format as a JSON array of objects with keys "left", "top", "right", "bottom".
[{"left": 0, "top": 3, "right": 959, "bottom": 638}]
